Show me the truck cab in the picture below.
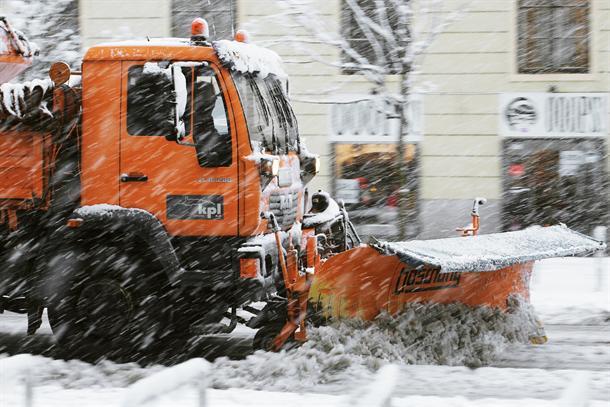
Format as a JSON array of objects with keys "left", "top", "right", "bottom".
[
  {"left": 0, "top": 21, "right": 322, "bottom": 359},
  {"left": 82, "top": 38, "right": 312, "bottom": 237},
  {"left": 79, "top": 36, "right": 318, "bottom": 273}
]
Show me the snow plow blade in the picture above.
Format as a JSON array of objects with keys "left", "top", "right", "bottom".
[{"left": 309, "top": 225, "right": 606, "bottom": 320}]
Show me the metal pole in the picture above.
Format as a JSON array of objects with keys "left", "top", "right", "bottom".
[
  {"left": 593, "top": 226, "right": 607, "bottom": 292},
  {"left": 396, "top": 73, "right": 409, "bottom": 241},
  {"left": 396, "top": 2, "right": 413, "bottom": 241},
  {"left": 24, "top": 372, "right": 33, "bottom": 407},
  {"left": 198, "top": 377, "right": 207, "bottom": 407}
]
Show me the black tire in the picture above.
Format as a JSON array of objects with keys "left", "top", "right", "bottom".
[
  {"left": 252, "top": 322, "right": 301, "bottom": 352},
  {"left": 252, "top": 323, "right": 284, "bottom": 352},
  {"left": 46, "top": 243, "right": 175, "bottom": 362}
]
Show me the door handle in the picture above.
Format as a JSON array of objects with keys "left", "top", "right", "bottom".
[{"left": 120, "top": 172, "right": 148, "bottom": 182}]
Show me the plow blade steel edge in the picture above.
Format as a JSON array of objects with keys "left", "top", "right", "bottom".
[{"left": 309, "top": 225, "right": 606, "bottom": 320}]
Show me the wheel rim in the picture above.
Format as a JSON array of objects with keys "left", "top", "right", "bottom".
[{"left": 76, "top": 279, "right": 134, "bottom": 338}]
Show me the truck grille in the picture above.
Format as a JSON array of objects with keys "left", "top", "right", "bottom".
[{"left": 269, "top": 190, "right": 298, "bottom": 229}]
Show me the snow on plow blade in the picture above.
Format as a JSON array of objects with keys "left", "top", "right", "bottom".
[
  {"left": 380, "top": 224, "right": 605, "bottom": 273},
  {"left": 309, "top": 225, "right": 606, "bottom": 320}
]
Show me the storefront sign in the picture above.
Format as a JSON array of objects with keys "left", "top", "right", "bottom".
[
  {"left": 329, "top": 95, "right": 423, "bottom": 143},
  {"left": 499, "top": 93, "right": 608, "bottom": 138}
]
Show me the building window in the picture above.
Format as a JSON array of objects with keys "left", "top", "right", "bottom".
[
  {"left": 517, "top": 0, "right": 590, "bottom": 74},
  {"left": 172, "top": 0, "right": 237, "bottom": 40},
  {"left": 340, "top": 0, "right": 403, "bottom": 74}
]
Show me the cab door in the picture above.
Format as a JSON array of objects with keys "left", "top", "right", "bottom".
[{"left": 118, "top": 61, "right": 238, "bottom": 237}]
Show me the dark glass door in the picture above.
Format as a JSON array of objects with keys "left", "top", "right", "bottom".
[{"left": 502, "top": 138, "right": 608, "bottom": 235}]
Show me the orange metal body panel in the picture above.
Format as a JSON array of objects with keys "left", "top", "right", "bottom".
[
  {"left": 0, "top": 130, "right": 48, "bottom": 208},
  {"left": 309, "top": 246, "right": 534, "bottom": 320},
  {"left": 80, "top": 60, "right": 122, "bottom": 206},
  {"left": 84, "top": 45, "right": 218, "bottom": 63},
  {"left": 239, "top": 155, "right": 263, "bottom": 235},
  {"left": 239, "top": 257, "right": 260, "bottom": 279}
]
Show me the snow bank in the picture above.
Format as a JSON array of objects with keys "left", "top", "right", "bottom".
[
  {"left": 213, "top": 40, "right": 287, "bottom": 79},
  {"left": 0, "top": 299, "right": 542, "bottom": 394},
  {"left": 557, "top": 371, "right": 590, "bottom": 407},
  {"left": 0, "top": 354, "right": 162, "bottom": 388},
  {"left": 531, "top": 257, "right": 610, "bottom": 325},
  {"left": 347, "top": 364, "right": 399, "bottom": 407},
  {"left": 122, "top": 358, "right": 209, "bottom": 407},
  {"left": 381, "top": 224, "right": 606, "bottom": 273},
  {"left": 210, "top": 298, "right": 542, "bottom": 391},
  {"left": 0, "top": 354, "right": 42, "bottom": 384}
]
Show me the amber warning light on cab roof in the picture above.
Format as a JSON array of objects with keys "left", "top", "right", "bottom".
[
  {"left": 234, "top": 30, "right": 249, "bottom": 43},
  {"left": 191, "top": 18, "right": 209, "bottom": 41}
]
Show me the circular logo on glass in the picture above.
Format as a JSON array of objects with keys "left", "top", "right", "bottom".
[{"left": 505, "top": 97, "right": 537, "bottom": 132}]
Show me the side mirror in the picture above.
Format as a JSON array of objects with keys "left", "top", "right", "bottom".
[{"left": 300, "top": 153, "right": 320, "bottom": 185}]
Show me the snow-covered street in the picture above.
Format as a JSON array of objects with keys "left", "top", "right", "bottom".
[{"left": 0, "top": 257, "right": 608, "bottom": 406}]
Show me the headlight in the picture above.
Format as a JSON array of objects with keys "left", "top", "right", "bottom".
[{"left": 261, "top": 158, "right": 280, "bottom": 177}]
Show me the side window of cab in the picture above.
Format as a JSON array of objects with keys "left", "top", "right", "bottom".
[
  {"left": 126, "top": 62, "right": 232, "bottom": 167},
  {"left": 127, "top": 64, "right": 191, "bottom": 137},
  {"left": 192, "top": 65, "right": 232, "bottom": 167}
]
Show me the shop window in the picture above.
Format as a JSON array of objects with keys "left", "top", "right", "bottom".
[
  {"left": 334, "top": 143, "right": 417, "bottom": 211},
  {"left": 340, "top": 0, "right": 404, "bottom": 74},
  {"left": 517, "top": 0, "right": 590, "bottom": 74},
  {"left": 502, "top": 138, "right": 607, "bottom": 234},
  {"left": 172, "top": 0, "right": 237, "bottom": 40}
]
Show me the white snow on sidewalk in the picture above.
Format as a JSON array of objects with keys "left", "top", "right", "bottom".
[
  {"left": 531, "top": 257, "right": 609, "bottom": 325},
  {"left": 1, "top": 379, "right": 609, "bottom": 407}
]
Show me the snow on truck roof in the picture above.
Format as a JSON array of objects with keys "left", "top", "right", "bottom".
[
  {"left": 380, "top": 224, "right": 606, "bottom": 273},
  {"left": 212, "top": 40, "right": 286, "bottom": 79},
  {"left": 84, "top": 38, "right": 286, "bottom": 79}
]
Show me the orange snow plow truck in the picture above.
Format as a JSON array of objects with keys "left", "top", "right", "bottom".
[{"left": 0, "top": 18, "right": 605, "bottom": 359}]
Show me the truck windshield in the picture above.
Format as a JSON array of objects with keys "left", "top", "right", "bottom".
[{"left": 233, "top": 73, "right": 299, "bottom": 154}]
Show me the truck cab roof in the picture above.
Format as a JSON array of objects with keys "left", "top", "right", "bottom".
[
  {"left": 83, "top": 38, "right": 214, "bottom": 62},
  {"left": 83, "top": 37, "right": 287, "bottom": 80}
]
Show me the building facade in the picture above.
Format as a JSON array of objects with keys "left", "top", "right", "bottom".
[
  {"left": 2, "top": 0, "right": 607, "bottom": 240},
  {"left": 237, "top": 0, "right": 610, "bottom": 240}
]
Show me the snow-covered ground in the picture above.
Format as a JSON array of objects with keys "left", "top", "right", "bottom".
[
  {"left": 531, "top": 257, "right": 609, "bottom": 325},
  {"left": 0, "top": 257, "right": 608, "bottom": 406}
]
